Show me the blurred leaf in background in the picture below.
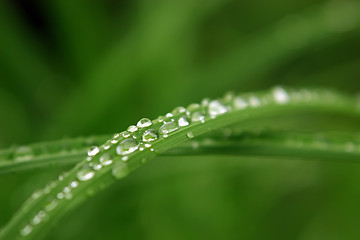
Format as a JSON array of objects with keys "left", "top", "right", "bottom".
[{"left": 0, "top": 0, "right": 360, "bottom": 239}]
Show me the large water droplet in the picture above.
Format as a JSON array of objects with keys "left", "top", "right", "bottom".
[
  {"left": 159, "top": 122, "right": 178, "bottom": 135},
  {"left": 20, "top": 225, "right": 32, "bottom": 236},
  {"left": 178, "top": 116, "right": 190, "bottom": 127},
  {"left": 87, "top": 146, "right": 99, "bottom": 157},
  {"left": 208, "top": 100, "right": 229, "bottom": 118},
  {"left": 112, "top": 162, "right": 130, "bottom": 179},
  {"left": 142, "top": 129, "right": 159, "bottom": 142},
  {"left": 77, "top": 165, "right": 95, "bottom": 181},
  {"left": 137, "top": 118, "right": 152, "bottom": 128},
  {"left": 116, "top": 139, "right": 139, "bottom": 155},
  {"left": 99, "top": 154, "right": 113, "bottom": 166},
  {"left": 272, "top": 86, "right": 289, "bottom": 104},
  {"left": 191, "top": 112, "right": 205, "bottom": 123}
]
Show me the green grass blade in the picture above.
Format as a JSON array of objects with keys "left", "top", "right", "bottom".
[{"left": 0, "top": 87, "right": 359, "bottom": 240}]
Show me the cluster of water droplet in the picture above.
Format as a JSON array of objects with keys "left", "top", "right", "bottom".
[{"left": 19, "top": 86, "right": 350, "bottom": 237}]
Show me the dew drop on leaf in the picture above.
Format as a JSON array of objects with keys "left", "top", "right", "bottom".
[
  {"left": 116, "top": 139, "right": 139, "bottom": 155},
  {"left": 159, "top": 122, "right": 179, "bottom": 135},
  {"left": 208, "top": 100, "right": 229, "bottom": 118},
  {"left": 87, "top": 146, "right": 99, "bottom": 157},
  {"left": 142, "top": 129, "right": 159, "bottom": 142},
  {"left": 77, "top": 165, "right": 95, "bottom": 181},
  {"left": 137, "top": 118, "right": 152, "bottom": 128}
]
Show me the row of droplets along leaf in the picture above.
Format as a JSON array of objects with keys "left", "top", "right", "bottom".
[{"left": 15, "top": 86, "right": 354, "bottom": 238}]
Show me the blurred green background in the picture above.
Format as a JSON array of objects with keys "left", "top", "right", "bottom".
[{"left": 1, "top": 0, "right": 360, "bottom": 239}]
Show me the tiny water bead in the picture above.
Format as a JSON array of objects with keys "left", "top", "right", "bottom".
[
  {"left": 87, "top": 146, "right": 99, "bottom": 157},
  {"left": 44, "top": 199, "right": 58, "bottom": 212},
  {"left": 116, "top": 139, "right": 139, "bottom": 155},
  {"left": 186, "top": 132, "right": 194, "bottom": 138},
  {"left": 178, "top": 116, "right": 190, "bottom": 127},
  {"left": 99, "top": 154, "right": 113, "bottom": 166},
  {"left": 159, "top": 122, "right": 179, "bottom": 136},
  {"left": 77, "top": 165, "right": 95, "bottom": 181},
  {"left": 137, "top": 118, "right": 152, "bottom": 128},
  {"left": 127, "top": 125, "right": 138, "bottom": 133},
  {"left": 208, "top": 100, "right": 229, "bottom": 118},
  {"left": 142, "top": 129, "right": 159, "bottom": 142},
  {"left": 112, "top": 162, "right": 130, "bottom": 179}
]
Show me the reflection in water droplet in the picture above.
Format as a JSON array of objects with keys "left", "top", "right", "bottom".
[
  {"left": 70, "top": 181, "right": 78, "bottom": 188},
  {"left": 137, "top": 118, "right": 152, "bottom": 128},
  {"left": 142, "top": 129, "right": 159, "bottom": 142},
  {"left": 116, "top": 139, "right": 139, "bottom": 155}
]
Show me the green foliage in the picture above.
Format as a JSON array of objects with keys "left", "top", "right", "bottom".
[{"left": 0, "top": 0, "right": 360, "bottom": 239}]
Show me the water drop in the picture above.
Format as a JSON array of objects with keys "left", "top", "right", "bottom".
[
  {"left": 20, "top": 225, "right": 32, "bottom": 236},
  {"left": 14, "top": 146, "right": 33, "bottom": 161},
  {"left": 32, "top": 190, "right": 43, "bottom": 199},
  {"left": 273, "top": 86, "right": 290, "bottom": 104},
  {"left": 70, "top": 181, "right": 78, "bottom": 188},
  {"left": 137, "top": 118, "right": 152, "bottom": 128},
  {"left": 249, "top": 96, "right": 261, "bottom": 107},
  {"left": 122, "top": 131, "right": 130, "bottom": 138},
  {"left": 172, "top": 106, "right": 186, "bottom": 115},
  {"left": 127, "top": 125, "right": 138, "bottom": 132},
  {"left": 45, "top": 199, "right": 58, "bottom": 212},
  {"left": 159, "top": 122, "right": 179, "bottom": 135},
  {"left": 178, "top": 116, "right": 190, "bottom": 127},
  {"left": 112, "top": 162, "right": 129, "bottom": 179},
  {"left": 56, "top": 192, "right": 64, "bottom": 199},
  {"left": 99, "top": 154, "right": 113, "bottom": 166},
  {"left": 191, "top": 112, "right": 205, "bottom": 123},
  {"left": 165, "top": 113, "right": 174, "bottom": 118},
  {"left": 87, "top": 146, "right": 99, "bottom": 157},
  {"left": 187, "top": 103, "right": 201, "bottom": 111},
  {"left": 63, "top": 187, "right": 71, "bottom": 193},
  {"left": 103, "top": 142, "right": 111, "bottom": 150},
  {"left": 233, "top": 97, "right": 248, "bottom": 109},
  {"left": 187, "top": 132, "right": 194, "bottom": 138},
  {"left": 93, "top": 164, "right": 102, "bottom": 171},
  {"left": 142, "top": 129, "right": 159, "bottom": 142},
  {"left": 201, "top": 98, "right": 210, "bottom": 107},
  {"left": 208, "top": 100, "right": 229, "bottom": 118},
  {"left": 113, "top": 133, "right": 120, "bottom": 138},
  {"left": 110, "top": 139, "right": 119, "bottom": 144},
  {"left": 122, "top": 156, "right": 129, "bottom": 161},
  {"left": 77, "top": 165, "right": 95, "bottom": 181},
  {"left": 116, "top": 139, "right": 139, "bottom": 155},
  {"left": 144, "top": 143, "right": 152, "bottom": 148}
]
